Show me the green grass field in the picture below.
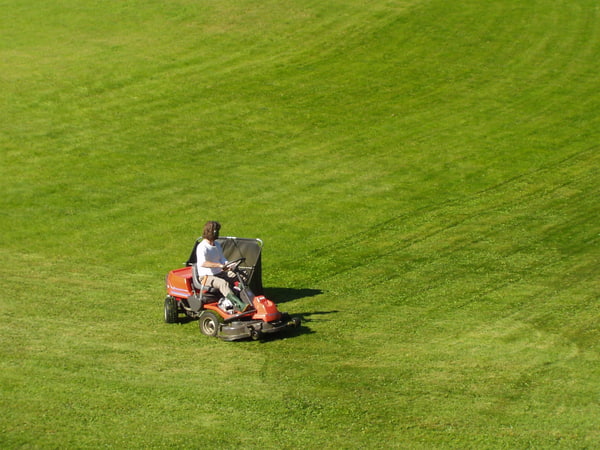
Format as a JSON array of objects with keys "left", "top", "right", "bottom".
[{"left": 1, "top": 0, "right": 599, "bottom": 447}]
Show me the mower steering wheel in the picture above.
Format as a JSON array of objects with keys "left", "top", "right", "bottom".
[{"left": 225, "top": 258, "right": 245, "bottom": 271}]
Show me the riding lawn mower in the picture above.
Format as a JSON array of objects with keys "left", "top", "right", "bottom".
[{"left": 164, "top": 237, "right": 301, "bottom": 341}]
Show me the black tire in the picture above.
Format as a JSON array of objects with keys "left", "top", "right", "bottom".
[
  {"left": 164, "top": 296, "right": 179, "bottom": 323},
  {"left": 198, "top": 310, "right": 221, "bottom": 337}
]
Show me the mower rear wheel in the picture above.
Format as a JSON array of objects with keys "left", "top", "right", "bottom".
[
  {"left": 164, "top": 296, "right": 179, "bottom": 323},
  {"left": 198, "top": 310, "right": 221, "bottom": 337}
]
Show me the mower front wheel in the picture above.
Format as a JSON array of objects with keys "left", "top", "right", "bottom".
[
  {"left": 164, "top": 296, "right": 179, "bottom": 323},
  {"left": 198, "top": 310, "right": 222, "bottom": 337}
]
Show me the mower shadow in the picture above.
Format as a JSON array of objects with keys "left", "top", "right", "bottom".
[
  {"left": 255, "top": 310, "right": 339, "bottom": 343},
  {"left": 178, "top": 316, "right": 197, "bottom": 325},
  {"left": 262, "top": 287, "right": 323, "bottom": 303},
  {"left": 296, "top": 310, "right": 340, "bottom": 321}
]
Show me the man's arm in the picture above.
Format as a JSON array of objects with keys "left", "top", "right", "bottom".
[{"left": 201, "top": 260, "right": 225, "bottom": 269}]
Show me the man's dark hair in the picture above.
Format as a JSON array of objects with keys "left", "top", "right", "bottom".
[{"left": 202, "top": 221, "right": 221, "bottom": 241}]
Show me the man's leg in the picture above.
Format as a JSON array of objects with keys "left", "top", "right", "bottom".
[
  {"left": 206, "top": 275, "right": 250, "bottom": 312},
  {"left": 205, "top": 275, "right": 233, "bottom": 298}
]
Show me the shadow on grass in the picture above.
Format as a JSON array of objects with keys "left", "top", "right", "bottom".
[
  {"left": 262, "top": 287, "right": 323, "bottom": 303},
  {"left": 296, "top": 310, "right": 339, "bottom": 322},
  {"left": 177, "top": 316, "right": 197, "bottom": 324},
  {"left": 257, "top": 309, "right": 339, "bottom": 343}
]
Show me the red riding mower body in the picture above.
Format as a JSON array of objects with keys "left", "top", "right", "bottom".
[{"left": 164, "top": 237, "right": 300, "bottom": 341}]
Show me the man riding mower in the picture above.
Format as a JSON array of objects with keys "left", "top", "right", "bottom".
[{"left": 163, "top": 225, "right": 301, "bottom": 341}]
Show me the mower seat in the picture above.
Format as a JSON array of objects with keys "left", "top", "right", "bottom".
[{"left": 191, "top": 264, "right": 219, "bottom": 299}]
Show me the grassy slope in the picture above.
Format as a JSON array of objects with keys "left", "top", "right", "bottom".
[{"left": 1, "top": 0, "right": 599, "bottom": 447}]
